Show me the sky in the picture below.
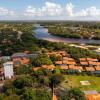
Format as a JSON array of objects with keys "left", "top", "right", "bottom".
[{"left": 0, "top": 0, "right": 100, "bottom": 20}]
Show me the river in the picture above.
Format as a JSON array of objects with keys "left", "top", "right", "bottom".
[{"left": 34, "top": 26, "right": 100, "bottom": 44}]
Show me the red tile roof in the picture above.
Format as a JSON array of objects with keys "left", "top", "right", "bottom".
[
  {"left": 63, "top": 60, "right": 76, "bottom": 65},
  {"left": 80, "top": 61, "right": 88, "bottom": 65},
  {"left": 69, "top": 65, "right": 83, "bottom": 71},
  {"left": 86, "top": 94, "right": 100, "bottom": 100},
  {"left": 85, "top": 67, "right": 95, "bottom": 71},
  {"left": 42, "top": 65, "right": 56, "bottom": 70},
  {"left": 52, "top": 94, "right": 57, "bottom": 100},
  {"left": 79, "top": 58, "right": 87, "bottom": 61},
  {"left": 60, "top": 66, "right": 68, "bottom": 70},
  {"left": 32, "top": 67, "right": 41, "bottom": 71},
  {"left": 95, "top": 66, "right": 100, "bottom": 71},
  {"left": 55, "top": 61, "right": 62, "bottom": 65},
  {"left": 87, "top": 58, "right": 98, "bottom": 62}
]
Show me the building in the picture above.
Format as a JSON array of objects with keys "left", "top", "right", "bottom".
[
  {"left": 3, "top": 61, "right": 14, "bottom": 79},
  {"left": 84, "top": 90, "right": 100, "bottom": 100},
  {"left": 12, "top": 53, "right": 29, "bottom": 66},
  {"left": 86, "top": 94, "right": 100, "bottom": 100}
]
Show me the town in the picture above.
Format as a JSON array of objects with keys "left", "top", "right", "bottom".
[{"left": 0, "top": 22, "right": 100, "bottom": 100}]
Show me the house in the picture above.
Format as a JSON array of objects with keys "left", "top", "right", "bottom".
[
  {"left": 86, "top": 58, "right": 98, "bottom": 62},
  {"left": 60, "top": 65, "right": 68, "bottom": 70},
  {"left": 55, "top": 61, "right": 63, "bottom": 65},
  {"left": 42, "top": 65, "right": 56, "bottom": 70},
  {"left": 80, "top": 61, "right": 88, "bottom": 66},
  {"left": 47, "top": 51, "right": 66, "bottom": 57},
  {"left": 12, "top": 53, "right": 28, "bottom": 58},
  {"left": 95, "top": 66, "right": 100, "bottom": 71},
  {"left": 3, "top": 61, "right": 14, "bottom": 79},
  {"left": 69, "top": 65, "right": 83, "bottom": 71},
  {"left": 32, "top": 65, "right": 56, "bottom": 71},
  {"left": 84, "top": 90, "right": 100, "bottom": 100},
  {"left": 86, "top": 94, "right": 100, "bottom": 100},
  {"left": 63, "top": 60, "right": 76, "bottom": 65},
  {"left": 79, "top": 58, "right": 87, "bottom": 61},
  {"left": 85, "top": 67, "right": 95, "bottom": 72},
  {"left": 12, "top": 53, "right": 29, "bottom": 66},
  {"left": 32, "top": 67, "right": 42, "bottom": 71}
]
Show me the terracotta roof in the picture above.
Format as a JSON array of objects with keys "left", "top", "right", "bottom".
[
  {"left": 69, "top": 65, "right": 83, "bottom": 71},
  {"left": 33, "top": 65, "right": 56, "bottom": 71},
  {"left": 88, "top": 61, "right": 95, "bottom": 65},
  {"left": 60, "top": 66, "right": 68, "bottom": 70},
  {"left": 86, "top": 94, "right": 100, "bottom": 100},
  {"left": 85, "top": 67, "right": 95, "bottom": 71},
  {"left": 52, "top": 94, "right": 57, "bottom": 100},
  {"left": 88, "top": 61, "right": 100, "bottom": 66},
  {"left": 47, "top": 51, "right": 66, "bottom": 57},
  {"left": 63, "top": 57, "right": 68, "bottom": 60},
  {"left": 79, "top": 58, "right": 87, "bottom": 61},
  {"left": 32, "top": 67, "right": 41, "bottom": 71},
  {"left": 13, "top": 58, "right": 29, "bottom": 66},
  {"left": 80, "top": 61, "right": 88, "bottom": 65},
  {"left": 63, "top": 57, "right": 75, "bottom": 61},
  {"left": 42, "top": 65, "right": 56, "bottom": 70},
  {"left": 63, "top": 60, "right": 76, "bottom": 65},
  {"left": 95, "top": 66, "right": 100, "bottom": 71},
  {"left": 55, "top": 61, "right": 62, "bottom": 65},
  {"left": 87, "top": 58, "right": 98, "bottom": 62}
]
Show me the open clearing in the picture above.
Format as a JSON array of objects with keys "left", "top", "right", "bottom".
[{"left": 61, "top": 75, "right": 100, "bottom": 92}]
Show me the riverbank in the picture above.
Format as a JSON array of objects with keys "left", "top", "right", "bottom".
[{"left": 34, "top": 27, "right": 100, "bottom": 44}]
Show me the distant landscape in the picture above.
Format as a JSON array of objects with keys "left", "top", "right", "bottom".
[{"left": 0, "top": 21, "right": 100, "bottom": 100}]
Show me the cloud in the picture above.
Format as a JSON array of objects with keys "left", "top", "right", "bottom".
[
  {"left": 0, "top": 1, "right": 100, "bottom": 20},
  {"left": 75, "top": 6, "right": 100, "bottom": 17},
  {"left": 24, "top": 2, "right": 63, "bottom": 17},
  {"left": 24, "top": 1, "right": 100, "bottom": 20},
  {"left": 66, "top": 2, "right": 74, "bottom": 16},
  {"left": 0, "top": 7, "right": 15, "bottom": 16},
  {"left": 43, "top": 2, "right": 63, "bottom": 16}
]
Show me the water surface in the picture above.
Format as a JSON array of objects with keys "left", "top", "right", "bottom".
[{"left": 34, "top": 26, "right": 100, "bottom": 44}]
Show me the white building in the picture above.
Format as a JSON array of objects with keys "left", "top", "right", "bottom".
[{"left": 3, "top": 61, "right": 14, "bottom": 79}]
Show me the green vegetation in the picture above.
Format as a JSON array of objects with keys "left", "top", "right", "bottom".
[
  {"left": 31, "top": 54, "right": 52, "bottom": 67},
  {"left": 61, "top": 75, "right": 100, "bottom": 92},
  {"left": 1, "top": 22, "right": 100, "bottom": 100},
  {"left": 65, "top": 46, "right": 100, "bottom": 62},
  {"left": 0, "top": 23, "right": 39, "bottom": 56},
  {"left": 45, "top": 22, "right": 100, "bottom": 39}
]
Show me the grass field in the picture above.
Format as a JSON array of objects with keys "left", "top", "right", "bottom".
[{"left": 61, "top": 75, "right": 100, "bottom": 92}]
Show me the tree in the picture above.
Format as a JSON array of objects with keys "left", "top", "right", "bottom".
[
  {"left": 22, "top": 88, "right": 36, "bottom": 100},
  {"left": 49, "top": 74, "right": 64, "bottom": 88},
  {"left": 38, "top": 76, "right": 50, "bottom": 86},
  {"left": 32, "top": 54, "right": 52, "bottom": 67},
  {"left": 3, "top": 80, "right": 14, "bottom": 95},
  {"left": 13, "top": 76, "right": 33, "bottom": 89},
  {"left": 15, "top": 65, "right": 32, "bottom": 75},
  {"left": 4, "top": 94, "right": 20, "bottom": 100},
  {"left": 69, "top": 88, "right": 86, "bottom": 100},
  {"left": 22, "top": 88, "right": 52, "bottom": 100}
]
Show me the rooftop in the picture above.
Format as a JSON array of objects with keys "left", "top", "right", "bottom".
[
  {"left": 12, "top": 53, "right": 28, "bottom": 58},
  {"left": 85, "top": 67, "right": 95, "bottom": 71},
  {"left": 86, "top": 94, "right": 100, "bottom": 100}
]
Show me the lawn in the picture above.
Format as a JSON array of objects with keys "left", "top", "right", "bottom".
[{"left": 61, "top": 75, "right": 100, "bottom": 92}]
